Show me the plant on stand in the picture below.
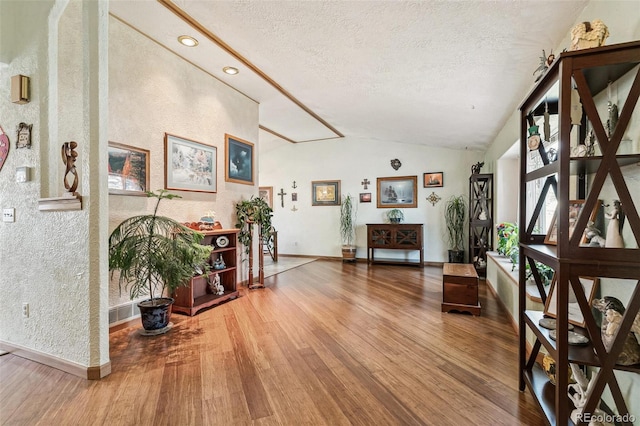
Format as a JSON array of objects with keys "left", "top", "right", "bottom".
[
  {"left": 109, "top": 190, "right": 212, "bottom": 335},
  {"left": 340, "top": 194, "right": 357, "bottom": 262},
  {"left": 444, "top": 195, "right": 467, "bottom": 263},
  {"left": 235, "top": 196, "right": 273, "bottom": 288},
  {"left": 385, "top": 208, "right": 404, "bottom": 224}
]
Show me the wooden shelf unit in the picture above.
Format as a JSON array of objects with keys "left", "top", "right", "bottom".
[
  {"left": 366, "top": 223, "right": 424, "bottom": 267},
  {"left": 469, "top": 173, "right": 493, "bottom": 277},
  {"left": 518, "top": 41, "right": 640, "bottom": 425},
  {"left": 172, "top": 229, "right": 240, "bottom": 316}
]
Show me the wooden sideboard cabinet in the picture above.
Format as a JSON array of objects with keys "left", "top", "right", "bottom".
[
  {"left": 172, "top": 229, "right": 239, "bottom": 316},
  {"left": 366, "top": 223, "right": 423, "bottom": 266}
]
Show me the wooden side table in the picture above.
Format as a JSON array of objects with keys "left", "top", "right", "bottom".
[{"left": 441, "top": 263, "right": 480, "bottom": 315}]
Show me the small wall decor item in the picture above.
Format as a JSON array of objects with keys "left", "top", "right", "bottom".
[
  {"left": 108, "top": 142, "right": 150, "bottom": 196},
  {"left": 259, "top": 186, "right": 273, "bottom": 208},
  {"left": 471, "top": 161, "right": 484, "bottom": 175},
  {"left": 361, "top": 178, "right": 370, "bottom": 190},
  {"left": 165, "top": 133, "right": 216, "bottom": 193},
  {"left": 0, "top": 125, "right": 9, "bottom": 172},
  {"left": 377, "top": 175, "right": 417, "bottom": 208},
  {"left": 277, "top": 187, "right": 287, "bottom": 208},
  {"left": 16, "top": 123, "right": 32, "bottom": 149},
  {"left": 62, "top": 141, "right": 79, "bottom": 193},
  {"left": 359, "top": 192, "right": 371, "bottom": 203},
  {"left": 312, "top": 180, "right": 340, "bottom": 206},
  {"left": 390, "top": 158, "right": 402, "bottom": 170},
  {"left": 15, "top": 166, "right": 30, "bottom": 183},
  {"left": 225, "top": 134, "right": 254, "bottom": 185},
  {"left": 292, "top": 181, "right": 297, "bottom": 189},
  {"left": 11, "top": 75, "right": 29, "bottom": 104},
  {"left": 569, "top": 19, "right": 609, "bottom": 51},
  {"left": 291, "top": 193, "right": 297, "bottom": 202},
  {"left": 426, "top": 192, "right": 441, "bottom": 206},
  {"left": 423, "top": 172, "right": 443, "bottom": 188},
  {"left": 544, "top": 276, "right": 599, "bottom": 328}
]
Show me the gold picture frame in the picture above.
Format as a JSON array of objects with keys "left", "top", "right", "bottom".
[{"left": 376, "top": 175, "right": 417, "bottom": 208}]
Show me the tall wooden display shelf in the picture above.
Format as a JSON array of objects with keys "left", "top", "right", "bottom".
[
  {"left": 172, "top": 229, "right": 240, "bottom": 316},
  {"left": 518, "top": 41, "right": 640, "bottom": 425},
  {"left": 469, "top": 173, "right": 493, "bottom": 277}
]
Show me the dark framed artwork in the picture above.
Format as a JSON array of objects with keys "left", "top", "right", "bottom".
[
  {"left": 108, "top": 142, "right": 150, "bottom": 196},
  {"left": 165, "top": 133, "right": 217, "bottom": 193},
  {"left": 423, "top": 172, "right": 443, "bottom": 188},
  {"left": 225, "top": 134, "right": 254, "bottom": 185},
  {"left": 259, "top": 186, "right": 273, "bottom": 208},
  {"left": 312, "top": 180, "right": 341, "bottom": 206},
  {"left": 377, "top": 175, "right": 417, "bottom": 208},
  {"left": 360, "top": 193, "right": 372, "bottom": 203}
]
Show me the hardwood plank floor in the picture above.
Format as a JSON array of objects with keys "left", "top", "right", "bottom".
[{"left": 0, "top": 261, "right": 544, "bottom": 425}]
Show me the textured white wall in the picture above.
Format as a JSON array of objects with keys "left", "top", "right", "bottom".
[
  {"left": 108, "top": 17, "right": 259, "bottom": 306},
  {"left": 259, "top": 136, "right": 483, "bottom": 262}
]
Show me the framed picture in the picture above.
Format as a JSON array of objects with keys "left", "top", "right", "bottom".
[
  {"left": 544, "top": 276, "right": 599, "bottom": 327},
  {"left": 108, "top": 142, "right": 150, "bottom": 196},
  {"left": 423, "top": 172, "right": 443, "bottom": 188},
  {"left": 360, "top": 192, "right": 372, "bottom": 203},
  {"left": 312, "top": 180, "right": 340, "bottom": 206},
  {"left": 165, "top": 133, "right": 217, "bottom": 193},
  {"left": 292, "top": 193, "right": 298, "bottom": 202},
  {"left": 544, "top": 200, "right": 600, "bottom": 245},
  {"left": 377, "top": 175, "right": 417, "bottom": 208},
  {"left": 225, "top": 134, "right": 254, "bottom": 185},
  {"left": 259, "top": 186, "right": 273, "bottom": 208}
]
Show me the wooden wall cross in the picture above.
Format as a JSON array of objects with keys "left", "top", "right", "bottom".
[
  {"left": 277, "top": 188, "right": 287, "bottom": 208},
  {"left": 361, "top": 178, "right": 370, "bottom": 190}
]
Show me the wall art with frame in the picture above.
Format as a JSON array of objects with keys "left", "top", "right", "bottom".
[
  {"left": 377, "top": 175, "right": 417, "bottom": 208},
  {"left": 108, "top": 142, "right": 150, "bottom": 196},
  {"left": 359, "top": 193, "right": 372, "bottom": 203},
  {"left": 423, "top": 172, "right": 443, "bottom": 188},
  {"left": 165, "top": 133, "right": 217, "bottom": 193},
  {"left": 544, "top": 199, "right": 601, "bottom": 245},
  {"left": 543, "top": 275, "right": 599, "bottom": 328},
  {"left": 259, "top": 186, "right": 273, "bottom": 208},
  {"left": 312, "top": 180, "right": 341, "bottom": 206},
  {"left": 225, "top": 134, "right": 254, "bottom": 185}
]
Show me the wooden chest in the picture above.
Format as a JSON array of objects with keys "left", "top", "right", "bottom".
[{"left": 442, "top": 263, "right": 480, "bottom": 315}]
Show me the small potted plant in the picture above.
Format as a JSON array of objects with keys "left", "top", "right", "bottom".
[
  {"left": 109, "top": 190, "right": 212, "bottom": 334},
  {"left": 386, "top": 208, "right": 404, "bottom": 224},
  {"left": 340, "top": 194, "right": 357, "bottom": 262},
  {"left": 444, "top": 195, "right": 467, "bottom": 263}
]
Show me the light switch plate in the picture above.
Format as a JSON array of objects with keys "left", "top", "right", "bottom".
[
  {"left": 16, "top": 166, "right": 29, "bottom": 183},
  {"left": 3, "top": 208, "right": 15, "bottom": 222}
]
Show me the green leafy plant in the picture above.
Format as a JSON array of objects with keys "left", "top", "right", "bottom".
[
  {"left": 385, "top": 208, "right": 404, "bottom": 224},
  {"left": 444, "top": 195, "right": 467, "bottom": 251},
  {"left": 235, "top": 196, "right": 273, "bottom": 254},
  {"left": 340, "top": 194, "right": 357, "bottom": 246},
  {"left": 496, "top": 222, "right": 554, "bottom": 285},
  {"left": 109, "top": 190, "right": 213, "bottom": 302}
]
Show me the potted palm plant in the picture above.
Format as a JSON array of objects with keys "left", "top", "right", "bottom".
[
  {"left": 444, "top": 194, "right": 467, "bottom": 263},
  {"left": 340, "top": 194, "right": 357, "bottom": 262},
  {"left": 109, "top": 190, "right": 212, "bottom": 334}
]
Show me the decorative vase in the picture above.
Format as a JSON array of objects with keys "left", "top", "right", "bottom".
[
  {"left": 137, "top": 297, "right": 174, "bottom": 333},
  {"left": 341, "top": 246, "right": 357, "bottom": 262}
]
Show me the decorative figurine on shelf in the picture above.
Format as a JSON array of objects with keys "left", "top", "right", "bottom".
[
  {"left": 62, "top": 141, "right": 79, "bottom": 193},
  {"left": 527, "top": 116, "right": 541, "bottom": 151},
  {"left": 568, "top": 364, "right": 613, "bottom": 426},
  {"left": 533, "top": 49, "right": 555, "bottom": 82},
  {"left": 569, "top": 20, "right": 609, "bottom": 51},
  {"left": 546, "top": 148, "right": 558, "bottom": 163},
  {"left": 605, "top": 200, "right": 625, "bottom": 248},
  {"left": 471, "top": 161, "right": 484, "bottom": 175},
  {"left": 208, "top": 273, "right": 224, "bottom": 296},
  {"left": 213, "top": 254, "right": 226, "bottom": 270},
  {"left": 584, "top": 221, "right": 606, "bottom": 247},
  {"left": 591, "top": 296, "right": 640, "bottom": 366}
]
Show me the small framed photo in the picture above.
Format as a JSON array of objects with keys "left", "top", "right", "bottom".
[
  {"left": 423, "top": 172, "right": 443, "bottom": 188},
  {"left": 259, "top": 186, "right": 273, "bottom": 208},
  {"left": 544, "top": 200, "right": 600, "bottom": 245},
  {"left": 292, "top": 193, "right": 298, "bottom": 202},
  {"left": 225, "top": 134, "right": 254, "bottom": 185},
  {"left": 312, "top": 180, "right": 341, "bottom": 206},
  {"left": 359, "top": 193, "right": 372, "bottom": 203},
  {"left": 108, "top": 142, "right": 150, "bottom": 196},
  {"left": 544, "top": 275, "right": 599, "bottom": 328},
  {"left": 165, "top": 133, "right": 217, "bottom": 193},
  {"left": 377, "top": 175, "right": 417, "bottom": 208}
]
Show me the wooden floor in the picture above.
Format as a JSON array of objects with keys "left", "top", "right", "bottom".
[{"left": 0, "top": 261, "right": 544, "bottom": 425}]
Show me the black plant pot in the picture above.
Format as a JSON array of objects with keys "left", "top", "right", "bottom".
[
  {"left": 137, "top": 297, "right": 174, "bottom": 333},
  {"left": 389, "top": 218, "right": 402, "bottom": 224},
  {"left": 448, "top": 250, "right": 465, "bottom": 263}
]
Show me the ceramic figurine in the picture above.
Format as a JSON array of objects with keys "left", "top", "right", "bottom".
[
  {"left": 604, "top": 201, "right": 624, "bottom": 248},
  {"left": 213, "top": 254, "right": 226, "bottom": 270},
  {"left": 591, "top": 296, "right": 640, "bottom": 366}
]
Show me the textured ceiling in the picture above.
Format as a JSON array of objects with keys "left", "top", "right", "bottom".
[{"left": 110, "top": 0, "right": 589, "bottom": 150}]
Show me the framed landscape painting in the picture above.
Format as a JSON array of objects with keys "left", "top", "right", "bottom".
[
  {"left": 312, "top": 180, "right": 341, "bottom": 206},
  {"left": 377, "top": 176, "right": 417, "bottom": 208},
  {"left": 165, "top": 133, "right": 217, "bottom": 193},
  {"left": 225, "top": 134, "right": 254, "bottom": 185},
  {"left": 108, "top": 142, "right": 149, "bottom": 196}
]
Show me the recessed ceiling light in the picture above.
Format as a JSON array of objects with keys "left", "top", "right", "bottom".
[
  {"left": 223, "top": 66, "right": 239, "bottom": 75},
  {"left": 178, "top": 35, "right": 198, "bottom": 47}
]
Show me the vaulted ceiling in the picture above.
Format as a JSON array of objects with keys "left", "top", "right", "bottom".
[{"left": 110, "top": 0, "right": 589, "bottom": 150}]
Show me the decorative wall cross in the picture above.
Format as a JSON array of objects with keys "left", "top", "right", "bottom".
[
  {"left": 361, "top": 178, "right": 370, "bottom": 190},
  {"left": 426, "top": 192, "right": 442, "bottom": 206},
  {"left": 277, "top": 188, "right": 287, "bottom": 208}
]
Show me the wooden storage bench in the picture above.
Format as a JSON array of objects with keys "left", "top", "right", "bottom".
[{"left": 441, "top": 263, "right": 480, "bottom": 315}]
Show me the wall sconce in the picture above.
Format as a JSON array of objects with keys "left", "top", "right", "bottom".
[{"left": 11, "top": 75, "right": 30, "bottom": 104}]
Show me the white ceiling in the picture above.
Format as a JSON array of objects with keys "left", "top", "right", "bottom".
[{"left": 110, "top": 0, "right": 589, "bottom": 150}]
